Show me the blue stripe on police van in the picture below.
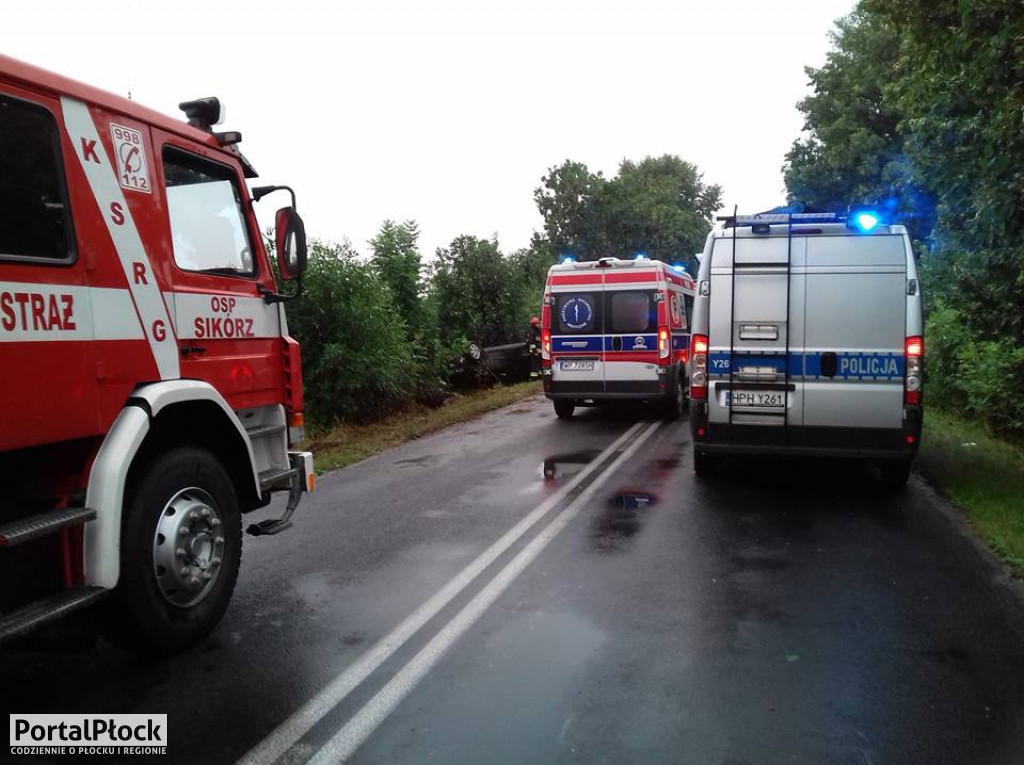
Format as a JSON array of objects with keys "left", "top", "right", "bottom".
[{"left": 708, "top": 351, "right": 904, "bottom": 380}]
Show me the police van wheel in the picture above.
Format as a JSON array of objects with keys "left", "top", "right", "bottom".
[
  {"left": 663, "top": 379, "right": 686, "bottom": 420},
  {"left": 694, "top": 450, "right": 718, "bottom": 478},
  {"left": 105, "top": 447, "right": 242, "bottom": 655},
  {"left": 878, "top": 459, "right": 912, "bottom": 490},
  {"left": 554, "top": 400, "right": 575, "bottom": 419}
]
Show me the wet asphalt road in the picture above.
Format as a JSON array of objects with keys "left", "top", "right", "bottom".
[{"left": 4, "top": 395, "right": 1024, "bottom": 765}]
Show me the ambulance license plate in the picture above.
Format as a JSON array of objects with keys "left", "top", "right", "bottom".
[
  {"left": 560, "top": 360, "right": 595, "bottom": 372},
  {"left": 726, "top": 390, "right": 785, "bottom": 408}
]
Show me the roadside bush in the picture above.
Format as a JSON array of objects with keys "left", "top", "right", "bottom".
[
  {"left": 925, "top": 303, "right": 1024, "bottom": 440},
  {"left": 285, "top": 241, "right": 415, "bottom": 425}
]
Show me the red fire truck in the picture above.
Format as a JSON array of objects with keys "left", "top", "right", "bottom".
[{"left": 0, "top": 55, "right": 315, "bottom": 653}]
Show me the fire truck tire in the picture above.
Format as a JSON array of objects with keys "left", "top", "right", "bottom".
[
  {"left": 553, "top": 399, "right": 575, "bottom": 419},
  {"left": 105, "top": 447, "right": 242, "bottom": 655}
]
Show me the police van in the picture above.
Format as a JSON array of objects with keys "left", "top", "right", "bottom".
[
  {"left": 541, "top": 257, "right": 695, "bottom": 419},
  {"left": 688, "top": 211, "right": 923, "bottom": 485}
]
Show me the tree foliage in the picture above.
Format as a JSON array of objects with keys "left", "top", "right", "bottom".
[
  {"left": 430, "top": 235, "right": 551, "bottom": 349},
  {"left": 369, "top": 220, "right": 424, "bottom": 339},
  {"left": 284, "top": 241, "right": 415, "bottom": 424},
  {"left": 535, "top": 155, "right": 721, "bottom": 261}
]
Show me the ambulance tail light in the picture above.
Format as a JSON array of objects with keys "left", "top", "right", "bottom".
[
  {"left": 690, "top": 334, "right": 708, "bottom": 399},
  {"left": 541, "top": 328, "right": 551, "bottom": 361},
  {"left": 658, "top": 326, "right": 670, "bottom": 361},
  {"left": 904, "top": 335, "right": 923, "bottom": 405}
]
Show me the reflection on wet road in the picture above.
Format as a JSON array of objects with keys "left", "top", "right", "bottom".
[{"left": 3, "top": 396, "right": 1024, "bottom": 765}]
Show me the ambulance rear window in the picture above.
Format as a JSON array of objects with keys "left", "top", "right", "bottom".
[
  {"left": 609, "top": 291, "right": 655, "bottom": 333},
  {"left": 0, "top": 95, "right": 75, "bottom": 264}
]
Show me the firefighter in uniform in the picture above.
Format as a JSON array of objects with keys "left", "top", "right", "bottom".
[{"left": 527, "top": 316, "right": 542, "bottom": 379}]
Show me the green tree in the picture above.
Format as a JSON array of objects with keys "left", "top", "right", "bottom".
[
  {"left": 782, "top": 9, "right": 933, "bottom": 234},
  {"left": 534, "top": 155, "right": 720, "bottom": 261},
  {"left": 431, "top": 235, "right": 527, "bottom": 347},
  {"left": 604, "top": 155, "right": 721, "bottom": 261},
  {"left": 369, "top": 220, "right": 424, "bottom": 338},
  {"left": 284, "top": 240, "right": 414, "bottom": 423},
  {"left": 533, "top": 161, "right": 607, "bottom": 257}
]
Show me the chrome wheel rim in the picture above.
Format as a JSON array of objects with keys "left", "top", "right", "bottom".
[{"left": 152, "top": 487, "right": 225, "bottom": 608}]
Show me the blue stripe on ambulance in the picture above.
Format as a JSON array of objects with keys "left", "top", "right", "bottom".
[{"left": 552, "top": 335, "right": 661, "bottom": 353}]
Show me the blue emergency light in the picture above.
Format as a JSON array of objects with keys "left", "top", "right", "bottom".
[
  {"left": 634, "top": 252, "right": 649, "bottom": 261},
  {"left": 852, "top": 211, "right": 880, "bottom": 232},
  {"left": 560, "top": 255, "right": 576, "bottom": 264}
]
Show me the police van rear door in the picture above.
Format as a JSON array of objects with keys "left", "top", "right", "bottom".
[
  {"left": 801, "top": 234, "right": 907, "bottom": 431},
  {"left": 708, "top": 234, "right": 806, "bottom": 428}
]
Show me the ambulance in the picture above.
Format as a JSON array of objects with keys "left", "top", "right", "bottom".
[
  {"left": 688, "top": 210, "right": 923, "bottom": 485},
  {"left": 0, "top": 55, "right": 314, "bottom": 653},
  {"left": 540, "top": 257, "right": 695, "bottom": 419}
]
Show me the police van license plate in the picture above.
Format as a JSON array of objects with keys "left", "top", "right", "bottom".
[
  {"left": 560, "top": 360, "right": 595, "bottom": 372},
  {"left": 726, "top": 390, "right": 785, "bottom": 408}
]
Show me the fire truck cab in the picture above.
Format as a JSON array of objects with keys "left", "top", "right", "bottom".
[
  {"left": 0, "top": 55, "right": 314, "bottom": 653},
  {"left": 540, "top": 257, "right": 695, "bottom": 419}
]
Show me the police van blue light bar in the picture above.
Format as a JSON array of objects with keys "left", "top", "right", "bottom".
[
  {"left": 560, "top": 255, "right": 576, "bottom": 264},
  {"left": 720, "top": 210, "right": 887, "bottom": 231},
  {"left": 634, "top": 252, "right": 649, "bottom": 260}
]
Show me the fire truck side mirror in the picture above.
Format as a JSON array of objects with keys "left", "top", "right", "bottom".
[{"left": 275, "top": 207, "right": 307, "bottom": 281}]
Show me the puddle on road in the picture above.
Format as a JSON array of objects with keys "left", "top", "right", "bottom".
[
  {"left": 541, "top": 450, "right": 599, "bottom": 482},
  {"left": 590, "top": 491, "right": 658, "bottom": 553}
]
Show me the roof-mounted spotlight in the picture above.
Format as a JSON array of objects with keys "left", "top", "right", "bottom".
[{"left": 178, "top": 97, "right": 225, "bottom": 132}]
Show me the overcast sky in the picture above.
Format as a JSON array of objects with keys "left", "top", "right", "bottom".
[{"left": 4, "top": 0, "right": 854, "bottom": 258}]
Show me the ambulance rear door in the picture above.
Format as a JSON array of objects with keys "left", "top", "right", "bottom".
[{"left": 549, "top": 270, "right": 606, "bottom": 396}]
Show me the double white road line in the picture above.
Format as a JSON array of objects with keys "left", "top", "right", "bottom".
[{"left": 240, "top": 419, "right": 662, "bottom": 765}]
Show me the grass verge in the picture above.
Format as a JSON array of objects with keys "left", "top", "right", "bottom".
[
  {"left": 918, "top": 409, "right": 1024, "bottom": 575},
  {"left": 308, "top": 382, "right": 542, "bottom": 473}
]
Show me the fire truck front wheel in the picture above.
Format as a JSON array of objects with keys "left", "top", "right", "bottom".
[{"left": 106, "top": 446, "right": 242, "bottom": 655}]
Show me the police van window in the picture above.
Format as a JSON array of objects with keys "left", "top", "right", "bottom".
[
  {"left": 684, "top": 294, "right": 694, "bottom": 327},
  {"left": 609, "top": 291, "right": 655, "bottom": 334},
  {"left": 0, "top": 96, "right": 74, "bottom": 263},
  {"left": 163, "top": 148, "right": 254, "bottom": 276},
  {"left": 556, "top": 293, "right": 600, "bottom": 334}
]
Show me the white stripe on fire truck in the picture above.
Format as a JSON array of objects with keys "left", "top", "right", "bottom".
[
  {"left": 0, "top": 282, "right": 143, "bottom": 342},
  {"left": 0, "top": 284, "right": 285, "bottom": 342},
  {"left": 59, "top": 98, "right": 180, "bottom": 380}
]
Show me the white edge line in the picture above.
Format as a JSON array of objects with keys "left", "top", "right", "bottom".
[
  {"left": 238, "top": 420, "right": 646, "bottom": 765},
  {"left": 310, "top": 421, "right": 662, "bottom": 764}
]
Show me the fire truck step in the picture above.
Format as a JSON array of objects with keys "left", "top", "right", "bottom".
[
  {"left": 258, "top": 466, "right": 300, "bottom": 491},
  {"left": 0, "top": 587, "right": 107, "bottom": 643},
  {"left": 246, "top": 518, "right": 293, "bottom": 537},
  {"left": 0, "top": 507, "right": 96, "bottom": 548},
  {"left": 246, "top": 423, "right": 287, "bottom": 440}
]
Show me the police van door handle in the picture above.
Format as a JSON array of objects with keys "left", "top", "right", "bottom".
[
  {"left": 612, "top": 336, "right": 622, "bottom": 352},
  {"left": 820, "top": 352, "right": 837, "bottom": 378}
]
